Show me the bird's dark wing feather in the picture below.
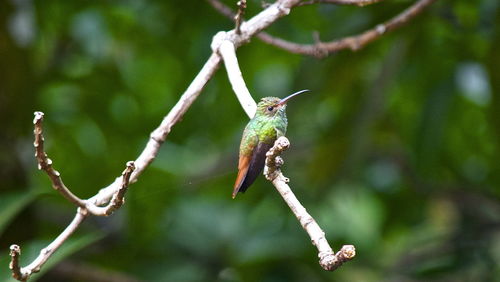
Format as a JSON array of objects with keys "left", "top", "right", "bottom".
[
  {"left": 233, "top": 154, "right": 251, "bottom": 198},
  {"left": 232, "top": 141, "right": 272, "bottom": 198}
]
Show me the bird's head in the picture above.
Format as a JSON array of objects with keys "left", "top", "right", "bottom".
[{"left": 255, "top": 90, "right": 309, "bottom": 118}]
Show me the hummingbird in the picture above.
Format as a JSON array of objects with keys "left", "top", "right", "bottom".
[{"left": 232, "top": 89, "right": 309, "bottom": 198}]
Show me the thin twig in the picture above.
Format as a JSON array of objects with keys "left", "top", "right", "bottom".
[
  {"left": 33, "top": 111, "right": 136, "bottom": 216},
  {"left": 9, "top": 245, "right": 23, "bottom": 281},
  {"left": 9, "top": 114, "right": 137, "bottom": 281},
  {"left": 106, "top": 161, "right": 135, "bottom": 213},
  {"left": 259, "top": 0, "right": 438, "bottom": 57},
  {"left": 10, "top": 209, "right": 88, "bottom": 281},
  {"left": 207, "top": 0, "right": 437, "bottom": 58},
  {"left": 85, "top": 161, "right": 136, "bottom": 216},
  {"left": 9, "top": 157, "right": 136, "bottom": 281},
  {"left": 265, "top": 137, "right": 356, "bottom": 271},
  {"left": 218, "top": 40, "right": 257, "bottom": 118},
  {"left": 297, "top": 0, "right": 383, "bottom": 7},
  {"left": 235, "top": 0, "right": 247, "bottom": 34},
  {"left": 33, "top": 112, "right": 87, "bottom": 208}
]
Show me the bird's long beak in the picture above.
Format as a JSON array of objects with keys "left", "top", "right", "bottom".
[{"left": 278, "top": 89, "right": 310, "bottom": 105}]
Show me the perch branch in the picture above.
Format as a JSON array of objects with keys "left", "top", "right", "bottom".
[
  {"left": 33, "top": 112, "right": 86, "bottom": 208},
  {"left": 265, "top": 137, "right": 356, "bottom": 271}
]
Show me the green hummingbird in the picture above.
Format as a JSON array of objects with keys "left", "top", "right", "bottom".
[{"left": 232, "top": 89, "right": 309, "bottom": 198}]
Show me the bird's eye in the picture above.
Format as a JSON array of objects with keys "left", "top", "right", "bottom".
[{"left": 267, "top": 106, "right": 274, "bottom": 111}]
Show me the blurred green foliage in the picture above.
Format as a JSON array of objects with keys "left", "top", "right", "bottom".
[{"left": 1, "top": 0, "right": 499, "bottom": 281}]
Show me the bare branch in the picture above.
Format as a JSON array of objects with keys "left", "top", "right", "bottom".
[
  {"left": 10, "top": 155, "right": 136, "bottom": 281},
  {"left": 85, "top": 161, "right": 136, "bottom": 216},
  {"left": 218, "top": 40, "right": 257, "bottom": 118},
  {"left": 33, "top": 112, "right": 136, "bottom": 216},
  {"left": 9, "top": 245, "right": 23, "bottom": 281},
  {"left": 10, "top": 209, "right": 87, "bottom": 281},
  {"left": 207, "top": 0, "right": 437, "bottom": 58},
  {"left": 297, "top": 0, "right": 383, "bottom": 7},
  {"left": 235, "top": 0, "right": 247, "bottom": 34},
  {"left": 33, "top": 112, "right": 86, "bottom": 208},
  {"left": 259, "top": 0, "right": 438, "bottom": 57},
  {"left": 265, "top": 137, "right": 356, "bottom": 271},
  {"left": 9, "top": 113, "right": 139, "bottom": 280},
  {"left": 108, "top": 161, "right": 135, "bottom": 211}
]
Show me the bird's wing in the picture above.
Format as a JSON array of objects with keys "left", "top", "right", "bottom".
[
  {"left": 233, "top": 139, "right": 272, "bottom": 198},
  {"left": 233, "top": 154, "right": 251, "bottom": 198},
  {"left": 233, "top": 131, "right": 257, "bottom": 198}
]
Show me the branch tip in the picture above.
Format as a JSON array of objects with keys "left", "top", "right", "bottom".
[
  {"left": 9, "top": 244, "right": 24, "bottom": 281},
  {"left": 98, "top": 160, "right": 136, "bottom": 216},
  {"left": 235, "top": 0, "right": 247, "bottom": 34},
  {"left": 120, "top": 161, "right": 136, "bottom": 192},
  {"left": 123, "top": 161, "right": 136, "bottom": 180},
  {"left": 33, "top": 111, "right": 44, "bottom": 124},
  {"left": 319, "top": 245, "right": 356, "bottom": 271}
]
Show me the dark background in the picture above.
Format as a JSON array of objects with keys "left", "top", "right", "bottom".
[{"left": 1, "top": 0, "right": 499, "bottom": 281}]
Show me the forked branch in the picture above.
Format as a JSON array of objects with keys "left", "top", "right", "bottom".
[{"left": 10, "top": 112, "right": 135, "bottom": 281}]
